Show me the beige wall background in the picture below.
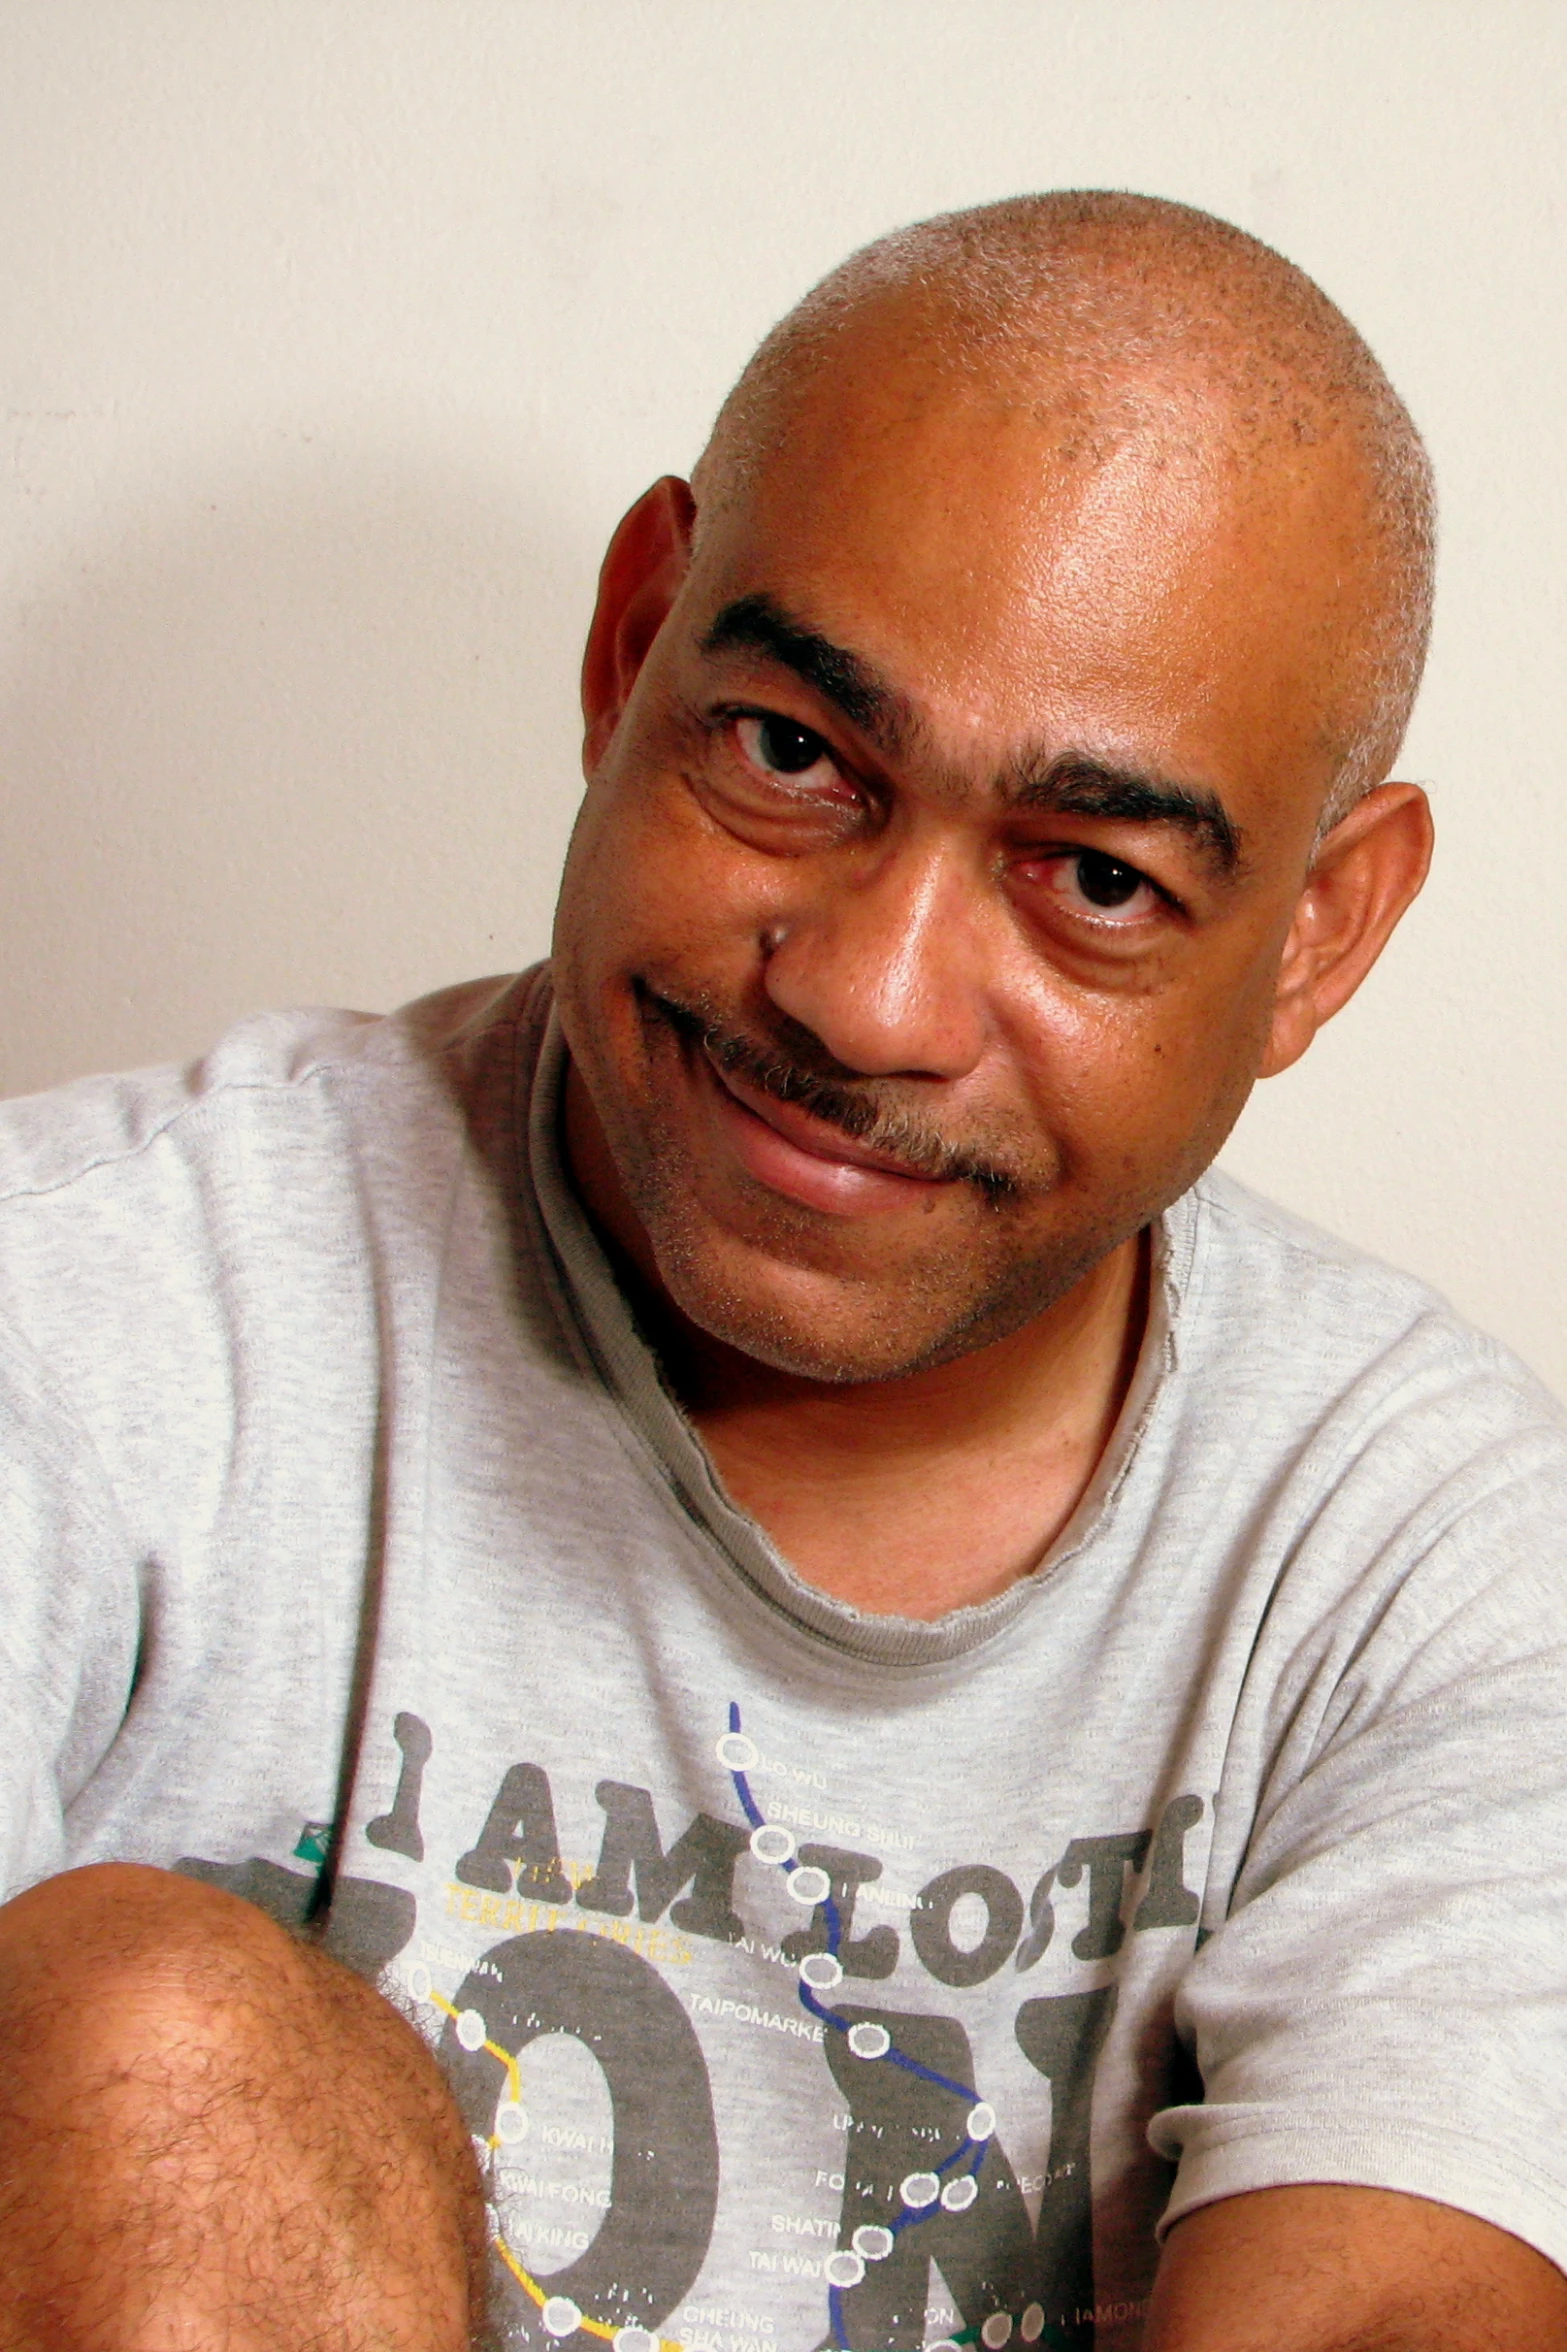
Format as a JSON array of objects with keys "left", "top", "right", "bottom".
[{"left": 2, "top": 1, "right": 1565, "bottom": 1383}]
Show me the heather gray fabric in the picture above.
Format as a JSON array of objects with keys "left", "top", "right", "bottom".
[{"left": 3, "top": 968, "right": 1567, "bottom": 2352}]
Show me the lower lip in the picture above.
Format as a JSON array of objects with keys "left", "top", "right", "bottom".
[{"left": 697, "top": 1055, "right": 946, "bottom": 1218}]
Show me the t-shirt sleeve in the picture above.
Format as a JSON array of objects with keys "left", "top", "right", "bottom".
[
  {"left": 1151, "top": 1456, "right": 1567, "bottom": 2270},
  {"left": 0, "top": 1322, "right": 139, "bottom": 1899}
]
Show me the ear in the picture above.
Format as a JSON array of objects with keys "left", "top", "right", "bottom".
[
  {"left": 1259, "top": 782, "right": 1434, "bottom": 1079},
  {"left": 580, "top": 476, "right": 697, "bottom": 770}
]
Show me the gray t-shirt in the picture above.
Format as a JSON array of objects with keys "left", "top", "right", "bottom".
[{"left": 4, "top": 968, "right": 1567, "bottom": 2352}]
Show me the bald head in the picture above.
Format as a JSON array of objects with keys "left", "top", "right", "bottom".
[{"left": 692, "top": 192, "right": 1434, "bottom": 827}]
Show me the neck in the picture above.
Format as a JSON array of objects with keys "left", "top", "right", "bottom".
[
  {"left": 677, "top": 1237, "right": 1147, "bottom": 1617},
  {"left": 562, "top": 1059, "right": 1150, "bottom": 1619}
]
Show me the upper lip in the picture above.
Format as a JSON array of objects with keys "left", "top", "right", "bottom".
[{"left": 704, "top": 1051, "right": 941, "bottom": 1182}]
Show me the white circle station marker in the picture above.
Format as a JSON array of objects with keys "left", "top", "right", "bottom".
[
  {"left": 407, "top": 1962, "right": 432, "bottom": 2002},
  {"left": 824, "top": 2251, "right": 865, "bottom": 2289},
  {"left": 899, "top": 2170, "right": 941, "bottom": 2210},
  {"left": 846, "top": 2022, "right": 890, "bottom": 2060},
  {"left": 799, "top": 1952, "right": 843, "bottom": 1991},
  {"left": 750, "top": 1823, "right": 795, "bottom": 1865},
  {"left": 1020, "top": 2305, "right": 1046, "bottom": 2343},
  {"left": 966, "top": 2101, "right": 996, "bottom": 2141},
  {"left": 941, "top": 2175, "right": 978, "bottom": 2212},
  {"left": 613, "top": 2331, "right": 657, "bottom": 2352},
  {"left": 715, "top": 1732, "right": 759, "bottom": 1772},
  {"left": 851, "top": 2225, "right": 895, "bottom": 2262},
  {"left": 456, "top": 2008, "right": 487, "bottom": 2052},
  {"left": 928, "top": 2338, "right": 961, "bottom": 2352},
  {"left": 495, "top": 2101, "right": 529, "bottom": 2145},
  {"left": 542, "top": 2297, "right": 583, "bottom": 2338},
  {"left": 786, "top": 1865, "right": 832, "bottom": 1906},
  {"left": 981, "top": 2314, "right": 1014, "bottom": 2349}
]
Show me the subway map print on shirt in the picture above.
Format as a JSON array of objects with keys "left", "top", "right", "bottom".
[{"left": 182, "top": 1694, "right": 1207, "bottom": 2352}]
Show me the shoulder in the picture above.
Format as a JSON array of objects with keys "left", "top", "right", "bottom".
[
  {"left": 0, "top": 969, "right": 556, "bottom": 1548},
  {"left": 0, "top": 971, "right": 542, "bottom": 1211},
  {"left": 0, "top": 969, "right": 552, "bottom": 1397},
  {"left": 0, "top": 969, "right": 536, "bottom": 1204},
  {"left": 1168, "top": 1169, "right": 1567, "bottom": 1530},
  {"left": 1184, "top": 1166, "right": 1557, "bottom": 1407}
]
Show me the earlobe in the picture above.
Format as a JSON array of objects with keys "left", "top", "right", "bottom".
[
  {"left": 1260, "top": 782, "right": 1434, "bottom": 1079},
  {"left": 580, "top": 476, "right": 697, "bottom": 769}
]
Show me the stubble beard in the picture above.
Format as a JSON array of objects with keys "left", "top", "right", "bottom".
[{"left": 595, "top": 981, "right": 1147, "bottom": 1386}]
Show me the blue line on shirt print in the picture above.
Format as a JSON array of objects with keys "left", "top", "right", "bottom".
[{"left": 720, "top": 1702, "right": 1061, "bottom": 2352}]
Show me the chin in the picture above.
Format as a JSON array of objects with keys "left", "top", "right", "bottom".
[
  {"left": 650, "top": 1218, "right": 1097, "bottom": 1388},
  {"left": 679, "top": 1293, "right": 961, "bottom": 1386}
]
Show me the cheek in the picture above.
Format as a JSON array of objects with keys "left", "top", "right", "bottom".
[
  {"left": 1001, "top": 973, "right": 1270, "bottom": 1186},
  {"left": 1129, "top": 982, "right": 1279, "bottom": 1178},
  {"left": 556, "top": 779, "right": 673, "bottom": 973},
  {"left": 559, "top": 763, "right": 781, "bottom": 997}
]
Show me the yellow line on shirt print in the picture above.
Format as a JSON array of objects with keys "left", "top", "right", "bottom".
[
  {"left": 429, "top": 1987, "right": 686, "bottom": 2352},
  {"left": 431, "top": 1985, "right": 524, "bottom": 2116}
]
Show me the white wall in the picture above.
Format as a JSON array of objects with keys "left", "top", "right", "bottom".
[{"left": 3, "top": 1, "right": 1565, "bottom": 1385}]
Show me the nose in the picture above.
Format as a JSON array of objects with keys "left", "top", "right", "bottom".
[{"left": 758, "top": 839, "right": 990, "bottom": 1080}]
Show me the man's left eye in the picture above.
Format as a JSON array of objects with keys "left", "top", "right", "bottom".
[
  {"left": 736, "top": 713, "right": 835, "bottom": 781},
  {"left": 1042, "top": 850, "right": 1160, "bottom": 922}
]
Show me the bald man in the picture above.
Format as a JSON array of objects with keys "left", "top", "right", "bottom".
[{"left": 1, "top": 194, "right": 1565, "bottom": 2352}]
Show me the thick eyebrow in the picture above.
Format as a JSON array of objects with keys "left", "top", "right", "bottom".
[
  {"left": 700, "top": 592, "right": 910, "bottom": 749},
  {"left": 1010, "top": 757, "right": 1244, "bottom": 876}
]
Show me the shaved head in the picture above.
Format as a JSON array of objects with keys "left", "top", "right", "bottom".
[{"left": 693, "top": 192, "right": 1434, "bottom": 827}]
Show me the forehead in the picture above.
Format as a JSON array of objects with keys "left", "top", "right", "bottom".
[{"left": 692, "top": 358, "right": 1368, "bottom": 811}]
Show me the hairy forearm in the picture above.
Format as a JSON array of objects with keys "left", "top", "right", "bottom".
[{"left": 1143, "top": 2185, "right": 1567, "bottom": 2352}]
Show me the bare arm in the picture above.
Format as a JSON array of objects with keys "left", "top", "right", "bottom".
[
  {"left": 1144, "top": 2186, "right": 1567, "bottom": 2351},
  {"left": 0, "top": 1863, "right": 485, "bottom": 2351}
]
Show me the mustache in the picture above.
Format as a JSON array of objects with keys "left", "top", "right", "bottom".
[{"left": 645, "top": 985, "right": 1026, "bottom": 1203}]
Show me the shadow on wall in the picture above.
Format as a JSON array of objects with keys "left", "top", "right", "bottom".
[{"left": 0, "top": 446, "right": 596, "bottom": 1098}]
